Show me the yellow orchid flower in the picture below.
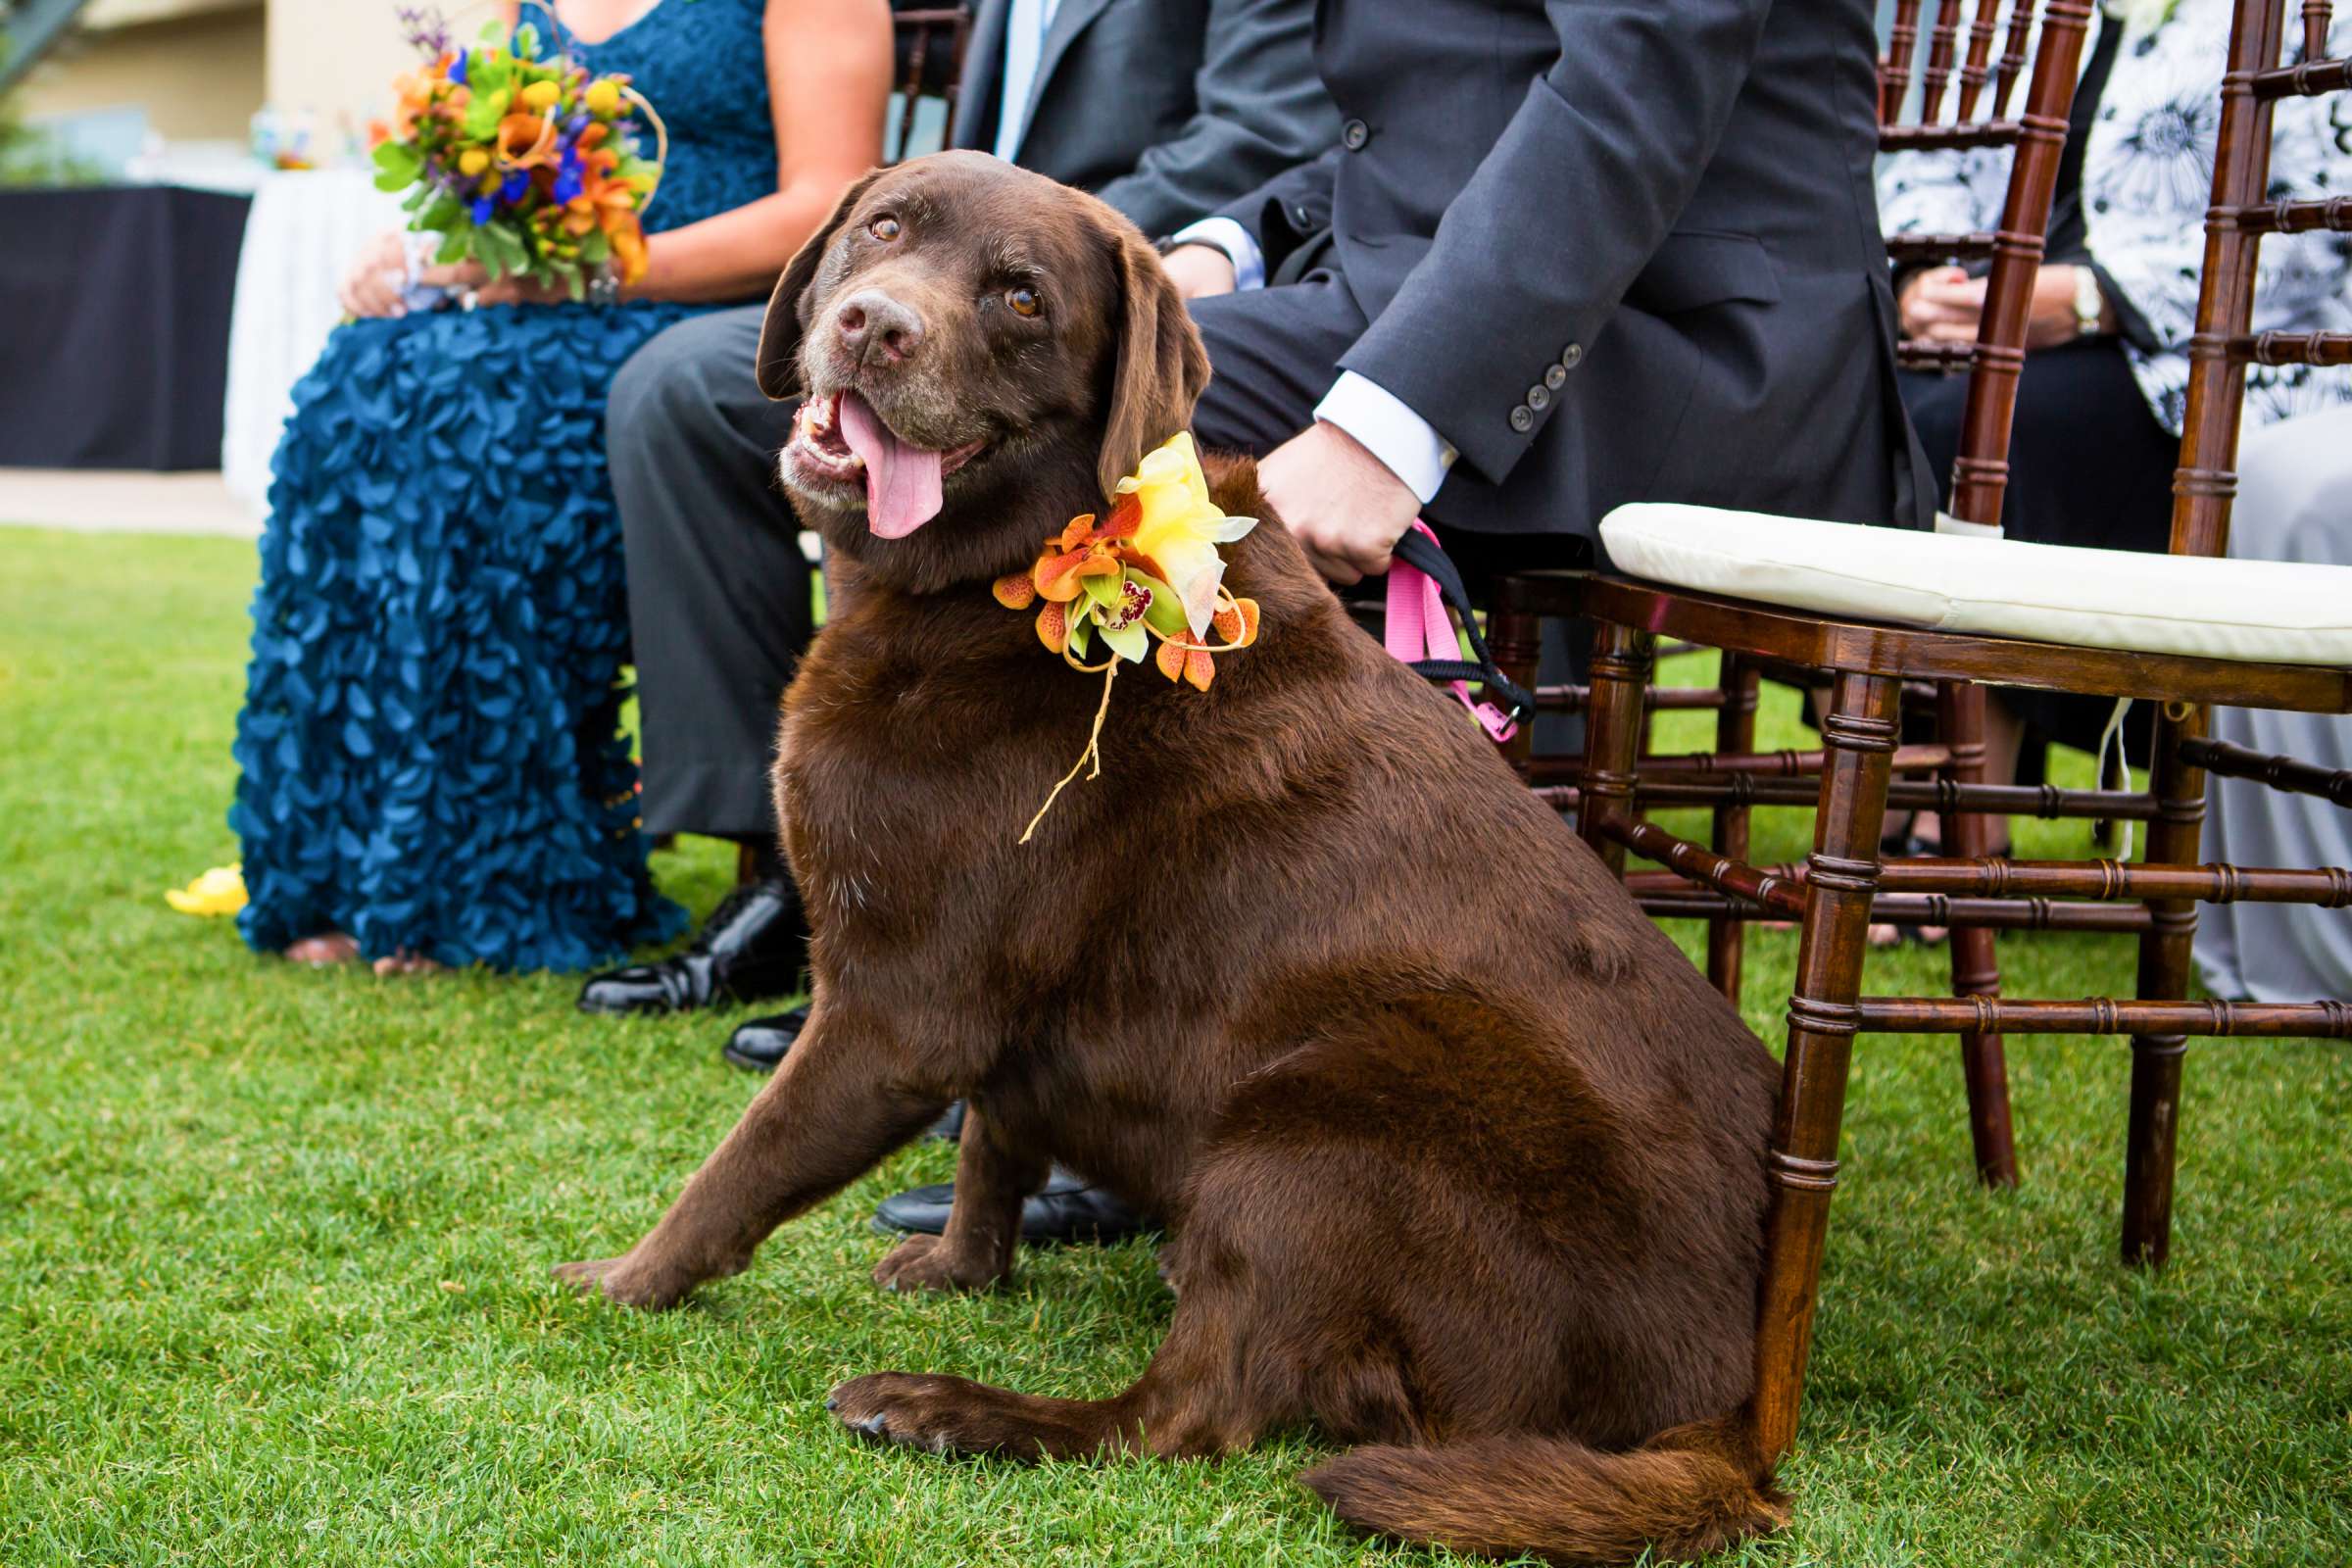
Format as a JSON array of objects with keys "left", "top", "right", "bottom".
[
  {"left": 166, "top": 865, "right": 248, "bottom": 917},
  {"left": 1116, "top": 432, "right": 1255, "bottom": 636}
]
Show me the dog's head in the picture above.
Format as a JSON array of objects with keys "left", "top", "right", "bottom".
[{"left": 760, "top": 152, "right": 1211, "bottom": 592}]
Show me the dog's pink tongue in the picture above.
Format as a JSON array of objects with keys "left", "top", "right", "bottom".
[{"left": 838, "top": 391, "right": 943, "bottom": 539}]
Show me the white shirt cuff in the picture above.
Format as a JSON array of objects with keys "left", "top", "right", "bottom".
[
  {"left": 1313, "top": 371, "right": 1457, "bottom": 505},
  {"left": 1168, "top": 216, "right": 1266, "bottom": 292}
]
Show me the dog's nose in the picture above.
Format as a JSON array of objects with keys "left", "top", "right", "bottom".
[{"left": 835, "top": 289, "right": 924, "bottom": 367}]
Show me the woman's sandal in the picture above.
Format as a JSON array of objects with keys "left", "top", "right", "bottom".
[{"left": 284, "top": 932, "right": 361, "bottom": 965}]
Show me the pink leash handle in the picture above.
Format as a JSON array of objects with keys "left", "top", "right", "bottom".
[{"left": 1383, "top": 519, "right": 1520, "bottom": 745}]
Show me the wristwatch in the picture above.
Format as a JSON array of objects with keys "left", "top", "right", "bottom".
[{"left": 2073, "top": 266, "right": 2104, "bottom": 338}]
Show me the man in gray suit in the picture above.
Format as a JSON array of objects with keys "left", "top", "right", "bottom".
[
  {"left": 1158, "top": 0, "right": 1933, "bottom": 586},
  {"left": 580, "top": 3, "right": 1334, "bottom": 1023}
]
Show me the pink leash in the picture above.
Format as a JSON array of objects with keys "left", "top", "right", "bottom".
[{"left": 1383, "top": 519, "right": 1520, "bottom": 745}]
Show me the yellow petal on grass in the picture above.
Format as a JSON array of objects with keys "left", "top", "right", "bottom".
[
  {"left": 166, "top": 865, "right": 248, "bottom": 917},
  {"left": 993, "top": 572, "right": 1036, "bottom": 610}
]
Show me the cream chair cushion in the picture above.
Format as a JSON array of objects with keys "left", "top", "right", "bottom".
[{"left": 1598, "top": 504, "right": 2352, "bottom": 666}]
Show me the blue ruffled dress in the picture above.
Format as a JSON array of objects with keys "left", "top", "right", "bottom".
[{"left": 232, "top": 0, "right": 774, "bottom": 971}]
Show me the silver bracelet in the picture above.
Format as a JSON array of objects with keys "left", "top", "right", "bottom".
[{"left": 587, "top": 269, "right": 621, "bottom": 308}]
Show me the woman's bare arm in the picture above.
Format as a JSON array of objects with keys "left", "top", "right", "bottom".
[{"left": 624, "top": 0, "right": 892, "bottom": 304}]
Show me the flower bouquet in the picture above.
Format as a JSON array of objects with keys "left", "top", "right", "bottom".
[{"left": 368, "top": 6, "right": 663, "bottom": 299}]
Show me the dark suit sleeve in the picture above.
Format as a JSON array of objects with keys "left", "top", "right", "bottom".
[
  {"left": 1089, "top": 0, "right": 1340, "bottom": 237},
  {"left": 1340, "top": 0, "right": 1775, "bottom": 486},
  {"left": 1209, "top": 144, "right": 1343, "bottom": 272}
]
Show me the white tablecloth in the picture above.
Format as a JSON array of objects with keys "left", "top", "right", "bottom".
[{"left": 220, "top": 169, "right": 407, "bottom": 516}]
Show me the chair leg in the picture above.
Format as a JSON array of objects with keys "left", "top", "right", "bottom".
[
  {"left": 2124, "top": 702, "right": 2208, "bottom": 1267},
  {"left": 1706, "top": 655, "right": 1761, "bottom": 1004},
  {"left": 1937, "top": 679, "right": 2018, "bottom": 1189},
  {"left": 1488, "top": 603, "right": 1544, "bottom": 780},
  {"left": 1754, "top": 671, "right": 1899, "bottom": 1461},
  {"left": 1578, "top": 621, "right": 1654, "bottom": 876}
]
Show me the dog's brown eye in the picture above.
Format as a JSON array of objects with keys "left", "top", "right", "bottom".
[
  {"left": 868, "top": 216, "right": 901, "bottom": 242},
  {"left": 1006, "top": 286, "right": 1042, "bottom": 318}
]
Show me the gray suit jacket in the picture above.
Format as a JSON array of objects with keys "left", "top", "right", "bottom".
[
  {"left": 1217, "top": 0, "right": 1933, "bottom": 542},
  {"left": 950, "top": 0, "right": 1337, "bottom": 238}
]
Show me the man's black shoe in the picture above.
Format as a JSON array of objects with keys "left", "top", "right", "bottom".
[
  {"left": 725, "top": 1010, "right": 964, "bottom": 1140},
  {"left": 721, "top": 1004, "right": 808, "bottom": 1072},
  {"left": 576, "top": 877, "right": 808, "bottom": 1016},
  {"left": 872, "top": 1169, "right": 1156, "bottom": 1246}
]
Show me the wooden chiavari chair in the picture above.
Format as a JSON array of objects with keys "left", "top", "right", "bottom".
[
  {"left": 1483, "top": 0, "right": 2096, "bottom": 1194},
  {"left": 1498, "top": 0, "right": 2352, "bottom": 1460}
]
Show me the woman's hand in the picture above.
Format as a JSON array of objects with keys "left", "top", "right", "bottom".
[
  {"left": 339, "top": 231, "right": 416, "bottom": 318},
  {"left": 1898, "top": 263, "right": 2104, "bottom": 350}
]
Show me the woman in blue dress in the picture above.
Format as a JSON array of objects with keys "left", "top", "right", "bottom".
[{"left": 233, "top": 0, "right": 889, "bottom": 974}]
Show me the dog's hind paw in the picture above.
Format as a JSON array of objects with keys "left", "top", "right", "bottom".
[{"left": 872, "top": 1233, "right": 1011, "bottom": 1294}]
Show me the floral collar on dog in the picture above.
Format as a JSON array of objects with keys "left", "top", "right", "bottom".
[{"left": 991, "top": 433, "right": 1263, "bottom": 840}]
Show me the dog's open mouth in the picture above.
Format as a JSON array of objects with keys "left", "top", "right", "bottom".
[{"left": 787, "top": 389, "right": 986, "bottom": 539}]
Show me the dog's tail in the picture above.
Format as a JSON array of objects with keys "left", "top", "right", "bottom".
[{"left": 1298, "top": 1404, "right": 1788, "bottom": 1566}]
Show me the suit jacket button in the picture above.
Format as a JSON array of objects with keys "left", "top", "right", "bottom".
[
  {"left": 1342, "top": 118, "right": 1370, "bottom": 151},
  {"left": 1526, "top": 384, "right": 1550, "bottom": 412},
  {"left": 1544, "top": 364, "right": 1567, "bottom": 390},
  {"left": 1509, "top": 405, "right": 1534, "bottom": 433},
  {"left": 1560, "top": 343, "right": 1585, "bottom": 369}
]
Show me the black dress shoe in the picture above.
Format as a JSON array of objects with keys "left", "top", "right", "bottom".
[
  {"left": 872, "top": 1168, "right": 1156, "bottom": 1246},
  {"left": 721, "top": 1005, "right": 808, "bottom": 1072},
  {"left": 577, "top": 877, "right": 808, "bottom": 1016}
]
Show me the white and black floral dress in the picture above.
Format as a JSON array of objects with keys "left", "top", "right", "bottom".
[{"left": 1875, "top": 0, "right": 2352, "bottom": 751}]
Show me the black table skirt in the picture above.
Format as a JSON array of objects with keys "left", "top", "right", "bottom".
[{"left": 0, "top": 186, "right": 252, "bottom": 470}]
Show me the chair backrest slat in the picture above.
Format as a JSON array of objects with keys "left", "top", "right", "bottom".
[
  {"left": 2171, "top": 0, "right": 2302, "bottom": 560},
  {"left": 1956, "top": 0, "right": 2007, "bottom": 119},
  {"left": 1879, "top": 0, "right": 2094, "bottom": 530},
  {"left": 1884, "top": 0, "right": 1928, "bottom": 122},
  {"left": 1993, "top": 0, "right": 2039, "bottom": 115},
  {"left": 1920, "top": 0, "right": 1971, "bottom": 121}
]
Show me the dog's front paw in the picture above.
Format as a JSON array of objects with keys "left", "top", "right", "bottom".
[
  {"left": 827, "top": 1372, "right": 984, "bottom": 1455},
  {"left": 551, "top": 1252, "right": 694, "bottom": 1311},
  {"left": 873, "top": 1233, "right": 1010, "bottom": 1294}
]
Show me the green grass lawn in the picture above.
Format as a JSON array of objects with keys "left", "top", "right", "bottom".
[{"left": 1, "top": 524, "right": 2346, "bottom": 1566}]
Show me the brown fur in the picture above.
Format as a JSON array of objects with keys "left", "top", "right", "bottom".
[{"left": 558, "top": 153, "right": 1786, "bottom": 1565}]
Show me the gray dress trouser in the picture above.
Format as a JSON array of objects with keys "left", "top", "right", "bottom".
[{"left": 609, "top": 305, "right": 807, "bottom": 840}]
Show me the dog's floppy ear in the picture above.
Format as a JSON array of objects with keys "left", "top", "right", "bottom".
[
  {"left": 757, "top": 170, "right": 886, "bottom": 401},
  {"left": 1097, "top": 223, "right": 1213, "bottom": 502}
]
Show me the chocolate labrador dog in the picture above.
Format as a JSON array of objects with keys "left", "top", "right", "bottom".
[{"left": 558, "top": 151, "right": 1786, "bottom": 1565}]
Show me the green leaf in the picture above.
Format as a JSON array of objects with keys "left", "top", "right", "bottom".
[
  {"left": 416, "top": 193, "right": 462, "bottom": 233},
  {"left": 370, "top": 140, "right": 423, "bottom": 192},
  {"left": 1100, "top": 616, "right": 1149, "bottom": 664},
  {"left": 553, "top": 261, "right": 583, "bottom": 302},
  {"left": 435, "top": 229, "right": 471, "bottom": 267},
  {"left": 1065, "top": 615, "right": 1094, "bottom": 659},
  {"left": 578, "top": 229, "right": 611, "bottom": 266}
]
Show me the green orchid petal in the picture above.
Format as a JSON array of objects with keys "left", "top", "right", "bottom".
[
  {"left": 1125, "top": 570, "right": 1189, "bottom": 637},
  {"left": 1100, "top": 616, "right": 1150, "bottom": 664},
  {"left": 1066, "top": 614, "right": 1094, "bottom": 658},
  {"left": 1082, "top": 569, "right": 1124, "bottom": 610}
]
